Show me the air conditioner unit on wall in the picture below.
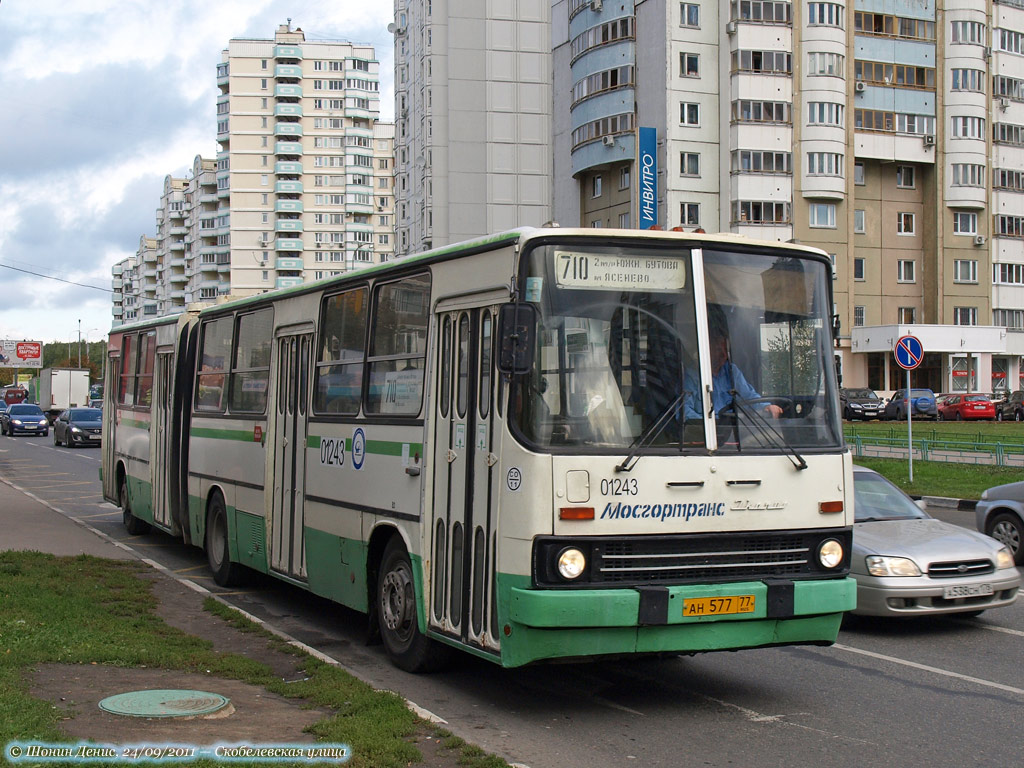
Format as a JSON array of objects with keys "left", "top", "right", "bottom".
[
  {"left": 974, "top": 235, "right": 987, "bottom": 246},
  {"left": 1000, "top": 97, "right": 1011, "bottom": 111},
  {"left": 726, "top": 20, "right": 737, "bottom": 35},
  {"left": 591, "top": 0, "right": 602, "bottom": 10},
  {"left": 854, "top": 81, "right": 866, "bottom": 93},
  {"left": 603, "top": 135, "right": 615, "bottom": 147},
  {"left": 923, "top": 134, "right": 935, "bottom": 146}
]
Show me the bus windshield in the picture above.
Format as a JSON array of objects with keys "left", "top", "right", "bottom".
[{"left": 513, "top": 242, "right": 843, "bottom": 453}]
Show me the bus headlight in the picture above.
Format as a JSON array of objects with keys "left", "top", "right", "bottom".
[
  {"left": 556, "top": 548, "right": 587, "bottom": 580},
  {"left": 817, "top": 539, "right": 844, "bottom": 569}
]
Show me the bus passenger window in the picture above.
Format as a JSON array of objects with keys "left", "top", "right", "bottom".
[
  {"left": 229, "top": 309, "right": 273, "bottom": 413},
  {"left": 196, "top": 317, "right": 232, "bottom": 412},
  {"left": 118, "top": 334, "right": 136, "bottom": 407},
  {"left": 365, "top": 273, "right": 430, "bottom": 416},
  {"left": 314, "top": 287, "right": 367, "bottom": 415},
  {"left": 135, "top": 332, "right": 156, "bottom": 409}
]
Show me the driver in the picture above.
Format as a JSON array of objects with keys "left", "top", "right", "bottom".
[{"left": 682, "top": 305, "right": 783, "bottom": 420}]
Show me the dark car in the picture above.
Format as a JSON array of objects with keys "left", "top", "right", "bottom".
[
  {"left": 2, "top": 403, "right": 49, "bottom": 436},
  {"left": 976, "top": 481, "right": 1024, "bottom": 565},
  {"left": 937, "top": 393, "right": 995, "bottom": 421},
  {"left": 883, "top": 388, "right": 937, "bottom": 420},
  {"left": 995, "top": 390, "right": 1024, "bottom": 421},
  {"left": 53, "top": 407, "right": 103, "bottom": 447},
  {"left": 840, "top": 387, "right": 884, "bottom": 420}
]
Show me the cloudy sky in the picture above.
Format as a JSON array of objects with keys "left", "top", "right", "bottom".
[{"left": 0, "top": 0, "right": 393, "bottom": 345}]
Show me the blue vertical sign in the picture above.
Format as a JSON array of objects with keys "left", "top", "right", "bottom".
[{"left": 638, "top": 127, "right": 657, "bottom": 229}]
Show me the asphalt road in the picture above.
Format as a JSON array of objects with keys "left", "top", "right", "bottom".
[{"left": 2, "top": 433, "right": 1023, "bottom": 768}]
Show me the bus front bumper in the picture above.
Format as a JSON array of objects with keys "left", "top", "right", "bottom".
[{"left": 500, "top": 577, "right": 856, "bottom": 666}]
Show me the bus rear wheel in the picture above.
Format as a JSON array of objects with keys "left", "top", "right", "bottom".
[
  {"left": 378, "top": 537, "right": 451, "bottom": 673},
  {"left": 121, "top": 480, "right": 149, "bottom": 535},
  {"left": 205, "top": 493, "right": 243, "bottom": 586}
]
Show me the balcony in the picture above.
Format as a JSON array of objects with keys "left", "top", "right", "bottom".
[
  {"left": 274, "top": 84, "right": 302, "bottom": 99},
  {"left": 275, "top": 64, "right": 302, "bottom": 79},
  {"left": 276, "top": 276, "right": 304, "bottom": 289},
  {"left": 275, "top": 199, "right": 303, "bottom": 213},
  {"left": 275, "top": 141, "right": 303, "bottom": 156},
  {"left": 276, "top": 257, "right": 304, "bottom": 270},
  {"left": 275, "top": 219, "right": 304, "bottom": 233},
  {"left": 274, "top": 103, "right": 303, "bottom": 118},
  {"left": 274, "top": 123, "right": 303, "bottom": 138},
  {"left": 275, "top": 180, "right": 303, "bottom": 194},
  {"left": 275, "top": 238, "right": 303, "bottom": 251},
  {"left": 275, "top": 161, "right": 302, "bottom": 175},
  {"left": 273, "top": 45, "right": 303, "bottom": 60}
]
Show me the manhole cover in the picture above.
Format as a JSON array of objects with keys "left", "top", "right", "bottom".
[{"left": 98, "top": 689, "right": 231, "bottom": 718}]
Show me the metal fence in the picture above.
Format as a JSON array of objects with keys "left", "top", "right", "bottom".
[{"left": 844, "top": 428, "right": 1024, "bottom": 467}]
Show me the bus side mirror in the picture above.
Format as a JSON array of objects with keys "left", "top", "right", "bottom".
[
  {"left": 497, "top": 303, "right": 537, "bottom": 376},
  {"left": 832, "top": 314, "right": 841, "bottom": 344}
]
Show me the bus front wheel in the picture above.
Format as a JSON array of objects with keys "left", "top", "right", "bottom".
[
  {"left": 377, "top": 537, "right": 451, "bottom": 673},
  {"left": 121, "top": 480, "right": 149, "bottom": 535},
  {"left": 205, "top": 493, "right": 242, "bottom": 587}
]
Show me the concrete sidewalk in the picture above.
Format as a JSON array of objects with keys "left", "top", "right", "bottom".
[{"left": 0, "top": 477, "right": 133, "bottom": 559}]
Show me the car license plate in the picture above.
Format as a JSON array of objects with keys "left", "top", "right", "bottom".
[
  {"left": 943, "top": 583, "right": 993, "bottom": 599},
  {"left": 683, "top": 595, "right": 755, "bottom": 617}
]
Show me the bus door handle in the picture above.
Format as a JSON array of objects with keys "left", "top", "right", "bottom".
[
  {"left": 726, "top": 479, "right": 762, "bottom": 486},
  {"left": 666, "top": 481, "right": 704, "bottom": 488}
]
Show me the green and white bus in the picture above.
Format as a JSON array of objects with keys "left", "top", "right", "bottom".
[{"left": 103, "top": 227, "right": 856, "bottom": 671}]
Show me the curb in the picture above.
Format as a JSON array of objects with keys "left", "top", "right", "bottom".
[{"left": 920, "top": 495, "right": 977, "bottom": 511}]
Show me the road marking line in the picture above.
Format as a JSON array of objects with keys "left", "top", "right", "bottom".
[
  {"left": 960, "top": 622, "right": 1024, "bottom": 639},
  {"left": 832, "top": 643, "right": 1024, "bottom": 695},
  {"left": 79, "top": 511, "right": 122, "bottom": 519},
  {"left": 699, "top": 695, "right": 874, "bottom": 744}
]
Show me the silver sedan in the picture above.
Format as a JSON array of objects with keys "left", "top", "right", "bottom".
[{"left": 851, "top": 467, "right": 1020, "bottom": 617}]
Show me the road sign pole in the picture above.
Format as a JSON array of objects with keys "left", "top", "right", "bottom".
[{"left": 907, "top": 368, "right": 913, "bottom": 483}]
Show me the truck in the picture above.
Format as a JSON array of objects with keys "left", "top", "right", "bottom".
[{"left": 37, "top": 368, "right": 90, "bottom": 423}]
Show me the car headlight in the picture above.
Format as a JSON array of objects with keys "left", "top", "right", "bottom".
[
  {"left": 71, "top": 426, "right": 82, "bottom": 433},
  {"left": 866, "top": 555, "right": 921, "bottom": 577},
  {"left": 996, "top": 547, "right": 1015, "bottom": 570},
  {"left": 11, "top": 419, "right": 21, "bottom": 425},
  {"left": 817, "top": 539, "right": 844, "bottom": 568},
  {"left": 850, "top": 403, "right": 862, "bottom": 409},
  {"left": 980, "top": 489, "right": 989, "bottom": 501},
  {"left": 556, "top": 548, "right": 586, "bottom": 580}
]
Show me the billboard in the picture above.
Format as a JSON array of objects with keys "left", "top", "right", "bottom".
[
  {"left": 637, "top": 127, "right": 657, "bottom": 229},
  {"left": 0, "top": 340, "right": 43, "bottom": 369}
]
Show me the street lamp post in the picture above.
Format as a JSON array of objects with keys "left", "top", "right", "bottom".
[{"left": 78, "top": 319, "right": 82, "bottom": 368}]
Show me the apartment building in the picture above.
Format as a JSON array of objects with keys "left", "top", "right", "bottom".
[
  {"left": 549, "top": 0, "right": 1024, "bottom": 395},
  {"left": 391, "top": 0, "right": 553, "bottom": 255},
  {"left": 114, "top": 25, "right": 395, "bottom": 325}
]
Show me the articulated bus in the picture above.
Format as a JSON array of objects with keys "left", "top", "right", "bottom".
[{"left": 103, "top": 227, "right": 856, "bottom": 671}]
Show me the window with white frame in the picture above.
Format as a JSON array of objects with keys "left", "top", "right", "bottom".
[
  {"left": 954, "top": 259, "right": 978, "bottom": 283},
  {"left": 854, "top": 162, "right": 865, "bottom": 185},
  {"left": 681, "top": 152, "right": 700, "bottom": 176},
  {"left": 732, "top": 150, "right": 792, "bottom": 173},
  {"left": 592, "top": 175, "right": 603, "bottom": 198},
  {"left": 951, "top": 69, "right": 985, "bottom": 92},
  {"left": 899, "top": 307, "right": 917, "bottom": 323},
  {"left": 680, "top": 53, "right": 699, "bottom": 77},
  {"left": 680, "top": 102, "right": 700, "bottom": 125},
  {"left": 619, "top": 211, "right": 631, "bottom": 228},
  {"left": 854, "top": 257, "right": 865, "bottom": 280},
  {"left": 807, "top": 51, "right": 844, "bottom": 76},
  {"left": 681, "top": 203, "right": 700, "bottom": 227},
  {"left": 854, "top": 209, "right": 865, "bottom": 233},
  {"left": 807, "top": 152, "right": 843, "bottom": 175},
  {"left": 619, "top": 166, "right": 630, "bottom": 189},
  {"left": 951, "top": 163, "right": 985, "bottom": 186},
  {"left": 809, "top": 202, "right": 836, "bottom": 228},
  {"left": 896, "top": 165, "right": 915, "bottom": 188},
  {"left": 951, "top": 20, "right": 985, "bottom": 44},
  {"left": 897, "top": 259, "right": 916, "bottom": 282},
  {"left": 808, "top": 2, "right": 843, "bottom": 26},
  {"left": 897, "top": 212, "right": 915, "bottom": 234},
  {"left": 853, "top": 306, "right": 865, "bottom": 326},
  {"left": 951, "top": 115, "right": 985, "bottom": 138},
  {"left": 680, "top": 2, "right": 700, "bottom": 27},
  {"left": 994, "top": 308, "right": 1024, "bottom": 328},
  {"left": 953, "top": 306, "right": 978, "bottom": 325},
  {"left": 953, "top": 211, "right": 978, "bottom": 234},
  {"left": 994, "top": 263, "right": 1024, "bottom": 284},
  {"left": 590, "top": 219, "right": 603, "bottom": 228},
  {"left": 733, "top": 200, "right": 791, "bottom": 223},
  {"left": 807, "top": 101, "right": 844, "bottom": 126}
]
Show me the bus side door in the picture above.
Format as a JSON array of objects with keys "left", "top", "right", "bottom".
[{"left": 430, "top": 306, "right": 500, "bottom": 651}]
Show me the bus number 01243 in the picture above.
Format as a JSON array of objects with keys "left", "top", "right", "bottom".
[
  {"left": 601, "top": 478, "right": 638, "bottom": 496},
  {"left": 320, "top": 437, "right": 345, "bottom": 467}
]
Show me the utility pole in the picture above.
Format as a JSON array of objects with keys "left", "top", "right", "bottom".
[{"left": 78, "top": 319, "right": 82, "bottom": 368}]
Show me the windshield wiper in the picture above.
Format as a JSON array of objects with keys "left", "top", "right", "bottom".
[
  {"left": 726, "top": 394, "right": 807, "bottom": 471},
  {"left": 615, "top": 391, "right": 686, "bottom": 473}
]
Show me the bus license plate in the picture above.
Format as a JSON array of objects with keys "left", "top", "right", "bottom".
[
  {"left": 683, "top": 595, "right": 755, "bottom": 617},
  {"left": 943, "top": 583, "right": 993, "bottom": 599}
]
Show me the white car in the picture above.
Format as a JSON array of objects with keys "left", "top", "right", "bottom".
[{"left": 851, "top": 468, "right": 1020, "bottom": 617}]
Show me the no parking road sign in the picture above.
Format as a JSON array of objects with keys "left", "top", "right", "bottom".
[{"left": 894, "top": 334, "right": 924, "bottom": 370}]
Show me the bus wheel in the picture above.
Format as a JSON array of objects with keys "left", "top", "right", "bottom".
[
  {"left": 121, "top": 481, "right": 149, "bottom": 535},
  {"left": 205, "top": 493, "right": 242, "bottom": 587},
  {"left": 378, "top": 537, "right": 451, "bottom": 673}
]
